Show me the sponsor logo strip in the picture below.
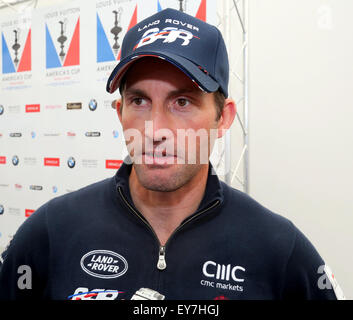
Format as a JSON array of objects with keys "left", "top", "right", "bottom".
[
  {"left": 25, "top": 104, "right": 40, "bottom": 113},
  {"left": 25, "top": 209, "right": 35, "bottom": 217},
  {"left": 106, "top": 159, "right": 123, "bottom": 169},
  {"left": 44, "top": 157, "right": 60, "bottom": 167}
]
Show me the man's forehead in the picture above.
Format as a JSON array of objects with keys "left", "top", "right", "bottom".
[{"left": 122, "top": 57, "right": 205, "bottom": 95}]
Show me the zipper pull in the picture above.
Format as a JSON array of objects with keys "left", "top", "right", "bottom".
[{"left": 157, "top": 246, "right": 167, "bottom": 270}]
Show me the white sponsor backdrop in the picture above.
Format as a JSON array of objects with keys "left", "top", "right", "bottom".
[
  {"left": 0, "top": 0, "right": 219, "bottom": 249},
  {"left": 1, "top": 0, "right": 352, "bottom": 299}
]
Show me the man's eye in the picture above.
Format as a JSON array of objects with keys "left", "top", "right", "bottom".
[
  {"left": 176, "top": 98, "right": 189, "bottom": 107},
  {"left": 132, "top": 98, "right": 146, "bottom": 106}
]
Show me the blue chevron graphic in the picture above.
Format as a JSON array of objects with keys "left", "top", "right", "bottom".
[
  {"left": 1, "top": 33, "right": 16, "bottom": 73},
  {"left": 157, "top": 0, "right": 162, "bottom": 12},
  {"left": 45, "top": 24, "right": 61, "bottom": 69},
  {"left": 97, "top": 13, "right": 115, "bottom": 63}
]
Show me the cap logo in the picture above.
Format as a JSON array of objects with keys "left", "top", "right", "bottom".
[
  {"left": 133, "top": 27, "right": 199, "bottom": 51},
  {"left": 107, "top": 8, "right": 229, "bottom": 97}
]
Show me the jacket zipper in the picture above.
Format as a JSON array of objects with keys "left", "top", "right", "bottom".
[
  {"left": 157, "top": 246, "right": 167, "bottom": 270},
  {"left": 117, "top": 186, "right": 220, "bottom": 271}
]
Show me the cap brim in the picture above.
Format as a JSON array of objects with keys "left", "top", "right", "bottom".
[{"left": 106, "top": 50, "right": 219, "bottom": 94}]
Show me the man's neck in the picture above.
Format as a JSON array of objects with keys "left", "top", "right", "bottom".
[{"left": 128, "top": 165, "right": 209, "bottom": 245}]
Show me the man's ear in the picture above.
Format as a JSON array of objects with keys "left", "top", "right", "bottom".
[
  {"left": 113, "top": 99, "right": 123, "bottom": 123},
  {"left": 217, "top": 98, "right": 236, "bottom": 138}
]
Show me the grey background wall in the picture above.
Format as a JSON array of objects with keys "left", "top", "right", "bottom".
[{"left": 246, "top": 0, "right": 352, "bottom": 298}]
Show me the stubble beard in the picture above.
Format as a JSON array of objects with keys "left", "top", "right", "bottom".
[{"left": 132, "top": 162, "right": 204, "bottom": 192}]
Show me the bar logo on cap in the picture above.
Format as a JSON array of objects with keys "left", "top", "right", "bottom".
[{"left": 134, "top": 27, "right": 199, "bottom": 51}]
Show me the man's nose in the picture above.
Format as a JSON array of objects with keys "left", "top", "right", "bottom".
[{"left": 146, "top": 106, "right": 174, "bottom": 142}]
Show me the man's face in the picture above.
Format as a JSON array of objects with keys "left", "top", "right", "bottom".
[{"left": 117, "top": 57, "right": 222, "bottom": 192}]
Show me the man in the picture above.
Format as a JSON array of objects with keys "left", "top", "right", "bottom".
[{"left": 0, "top": 8, "right": 344, "bottom": 300}]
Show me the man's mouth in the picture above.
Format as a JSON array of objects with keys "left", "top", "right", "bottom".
[{"left": 142, "top": 151, "right": 177, "bottom": 165}]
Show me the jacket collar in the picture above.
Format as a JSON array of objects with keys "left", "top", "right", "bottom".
[{"left": 114, "top": 159, "right": 224, "bottom": 212}]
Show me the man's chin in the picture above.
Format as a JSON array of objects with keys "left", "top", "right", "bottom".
[
  {"left": 135, "top": 171, "right": 181, "bottom": 192},
  {"left": 132, "top": 162, "right": 197, "bottom": 193}
]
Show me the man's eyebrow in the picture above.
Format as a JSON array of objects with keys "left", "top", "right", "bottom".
[
  {"left": 167, "top": 87, "right": 204, "bottom": 98},
  {"left": 123, "top": 87, "right": 204, "bottom": 99},
  {"left": 123, "top": 88, "right": 148, "bottom": 97}
]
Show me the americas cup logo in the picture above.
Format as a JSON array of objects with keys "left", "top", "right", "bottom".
[
  {"left": 45, "top": 17, "right": 80, "bottom": 69},
  {"left": 96, "top": 4, "right": 137, "bottom": 63},
  {"left": 2, "top": 27, "right": 31, "bottom": 74}
]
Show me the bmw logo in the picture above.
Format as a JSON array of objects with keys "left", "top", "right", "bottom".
[
  {"left": 0, "top": 105, "right": 4, "bottom": 115},
  {"left": 0, "top": 205, "right": 4, "bottom": 215},
  {"left": 12, "top": 155, "right": 19, "bottom": 166},
  {"left": 88, "top": 99, "right": 98, "bottom": 111},
  {"left": 113, "top": 130, "right": 119, "bottom": 138},
  {"left": 67, "top": 157, "right": 76, "bottom": 168}
]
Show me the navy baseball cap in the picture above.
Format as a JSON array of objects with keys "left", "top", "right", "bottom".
[{"left": 106, "top": 8, "right": 229, "bottom": 97}]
